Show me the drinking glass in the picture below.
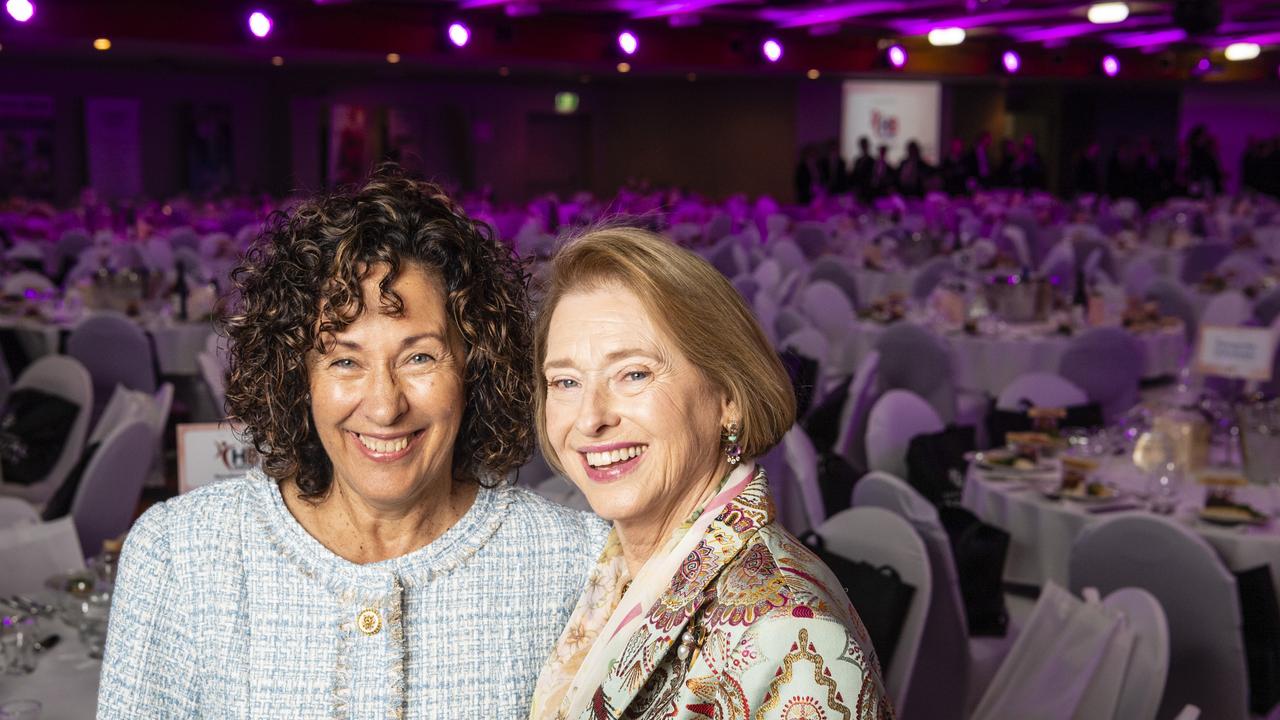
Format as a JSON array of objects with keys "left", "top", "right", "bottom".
[
  {"left": 66, "top": 592, "right": 111, "bottom": 660},
  {"left": 0, "top": 618, "right": 38, "bottom": 675},
  {"left": 0, "top": 700, "right": 42, "bottom": 720}
]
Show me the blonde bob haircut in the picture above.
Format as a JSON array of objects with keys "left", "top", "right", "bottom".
[{"left": 533, "top": 225, "right": 796, "bottom": 475}]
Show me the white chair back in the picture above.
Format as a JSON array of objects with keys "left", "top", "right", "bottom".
[
  {"left": 866, "top": 390, "right": 944, "bottom": 480},
  {"left": 1069, "top": 515, "right": 1249, "bottom": 720},
  {"left": 0, "top": 517, "right": 84, "bottom": 594},
  {"left": 770, "top": 239, "right": 808, "bottom": 275},
  {"left": 799, "top": 280, "right": 855, "bottom": 343},
  {"left": 781, "top": 425, "right": 824, "bottom": 532},
  {"left": 198, "top": 350, "right": 227, "bottom": 417},
  {"left": 1103, "top": 588, "right": 1169, "bottom": 720},
  {"left": 834, "top": 351, "right": 881, "bottom": 473},
  {"left": 852, "top": 471, "right": 969, "bottom": 720},
  {"left": 2, "top": 271, "right": 55, "bottom": 296},
  {"left": 1200, "top": 290, "right": 1251, "bottom": 328},
  {"left": 1122, "top": 256, "right": 1159, "bottom": 300},
  {"left": 0, "top": 496, "right": 38, "bottom": 527},
  {"left": 0, "top": 356, "right": 93, "bottom": 505},
  {"left": 996, "top": 372, "right": 1088, "bottom": 411},
  {"left": 66, "top": 312, "right": 157, "bottom": 427},
  {"left": 69, "top": 420, "right": 155, "bottom": 555},
  {"left": 816, "top": 506, "right": 931, "bottom": 711}
]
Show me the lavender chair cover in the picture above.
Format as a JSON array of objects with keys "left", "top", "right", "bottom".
[
  {"left": 0, "top": 356, "right": 92, "bottom": 505},
  {"left": 2, "top": 271, "right": 55, "bottom": 296},
  {"left": 731, "top": 275, "right": 758, "bottom": 304},
  {"left": 758, "top": 425, "right": 823, "bottom": 534},
  {"left": 1216, "top": 252, "right": 1267, "bottom": 289},
  {"left": 1255, "top": 287, "right": 1280, "bottom": 327},
  {"left": 1069, "top": 515, "right": 1249, "bottom": 720},
  {"left": 1058, "top": 327, "right": 1144, "bottom": 422},
  {"left": 852, "top": 472, "right": 968, "bottom": 720},
  {"left": 1179, "top": 243, "right": 1232, "bottom": 284},
  {"left": 792, "top": 222, "right": 828, "bottom": 259},
  {"left": 66, "top": 312, "right": 157, "bottom": 426},
  {"left": 1144, "top": 279, "right": 1199, "bottom": 345},
  {"left": 770, "top": 239, "right": 808, "bottom": 276},
  {"left": 799, "top": 280, "right": 856, "bottom": 345},
  {"left": 0, "top": 517, "right": 84, "bottom": 595},
  {"left": 1122, "top": 256, "right": 1159, "bottom": 300},
  {"left": 1200, "top": 290, "right": 1251, "bottom": 328},
  {"left": 833, "top": 351, "right": 881, "bottom": 475},
  {"left": 911, "top": 257, "right": 956, "bottom": 301},
  {"left": 69, "top": 420, "right": 155, "bottom": 555},
  {"left": 808, "top": 257, "right": 862, "bottom": 310},
  {"left": 865, "top": 389, "right": 945, "bottom": 480},
  {"left": 996, "top": 372, "right": 1088, "bottom": 412},
  {"left": 875, "top": 323, "right": 957, "bottom": 423},
  {"left": 817, "top": 506, "right": 931, "bottom": 710},
  {"left": 0, "top": 496, "right": 38, "bottom": 527}
]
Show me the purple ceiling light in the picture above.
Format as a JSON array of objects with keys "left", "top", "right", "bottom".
[
  {"left": 248, "top": 10, "right": 272, "bottom": 38},
  {"left": 618, "top": 30, "right": 638, "bottom": 55},
  {"left": 762, "top": 38, "right": 783, "bottom": 62},
  {"left": 1002, "top": 50, "right": 1021, "bottom": 73},
  {"left": 5, "top": 0, "right": 33, "bottom": 22},
  {"left": 888, "top": 44, "right": 907, "bottom": 68},
  {"left": 1101, "top": 54, "right": 1120, "bottom": 76},
  {"left": 1196, "top": 57, "right": 1212, "bottom": 74},
  {"left": 448, "top": 22, "right": 471, "bottom": 47}
]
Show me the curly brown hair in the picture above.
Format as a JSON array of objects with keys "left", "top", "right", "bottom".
[{"left": 220, "top": 165, "right": 534, "bottom": 499}]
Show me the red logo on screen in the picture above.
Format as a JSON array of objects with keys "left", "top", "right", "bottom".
[{"left": 871, "top": 110, "right": 899, "bottom": 139}]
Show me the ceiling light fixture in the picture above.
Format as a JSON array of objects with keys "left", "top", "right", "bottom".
[
  {"left": 1224, "top": 42, "right": 1260, "bottom": 61},
  {"left": 928, "top": 27, "right": 965, "bottom": 47},
  {"left": 1087, "top": 2, "right": 1129, "bottom": 25}
]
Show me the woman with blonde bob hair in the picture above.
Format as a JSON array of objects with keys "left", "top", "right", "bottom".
[{"left": 530, "top": 226, "right": 892, "bottom": 720}]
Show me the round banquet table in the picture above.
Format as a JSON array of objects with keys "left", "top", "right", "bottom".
[
  {"left": 961, "top": 459, "right": 1280, "bottom": 599},
  {"left": 0, "top": 612, "right": 101, "bottom": 719},
  {"left": 0, "top": 314, "right": 213, "bottom": 377},
  {"left": 850, "top": 266, "right": 918, "bottom": 307},
  {"left": 840, "top": 318, "right": 1185, "bottom": 396}
]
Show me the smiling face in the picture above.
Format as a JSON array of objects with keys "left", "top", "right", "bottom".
[
  {"left": 308, "top": 263, "right": 465, "bottom": 509},
  {"left": 542, "top": 284, "right": 735, "bottom": 535}
]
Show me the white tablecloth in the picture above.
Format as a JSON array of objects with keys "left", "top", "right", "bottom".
[
  {"left": 841, "top": 319, "right": 1185, "bottom": 396},
  {"left": 850, "top": 267, "right": 917, "bottom": 307},
  {"left": 961, "top": 459, "right": 1280, "bottom": 598},
  {"left": 0, "top": 613, "right": 101, "bottom": 719}
]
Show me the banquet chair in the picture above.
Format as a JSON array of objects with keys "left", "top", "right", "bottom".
[
  {"left": 815, "top": 506, "right": 931, "bottom": 712},
  {"left": 198, "top": 350, "right": 228, "bottom": 418},
  {"left": 792, "top": 222, "right": 828, "bottom": 259},
  {"left": 1102, "top": 587, "right": 1170, "bottom": 720},
  {"left": 807, "top": 257, "right": 861, "bottom": 310},
  {"left": 167, "top": 227, "right": 200, "bottom": 252},
  {"left": 851, "top": 472, "right": 969, "bottom": 720},
  {"left": 1179, "top": 243, "right": 1232, "bottom": 284},
  {"left": 1039, "top": 240, "right": 1076, "bottom": 282},
  {"left": 769, "top": 239, "right": 808, "bottom": 277},
  {"left": 1001, "top": 225, "right": 1033, "bottom": 268},
  {"left": 1217, "top": 252, "right": 1267, "bottom": 289},
  {"left": 1200, "top": 290, "right": 1252, "bottom": 328},
  {"left": 1069, "top": 515, "right": 1249, "bottom": 720},
  {"left": 1144, "top": 278, "right": 1200, "bottom": 346},
  {"left": 50, "top": 229, "right": 92, "bottom": 277},
  {"left": 66, "top": 312, "right": 158, "bottom": 427},
  {"left": 758, "top": 424, "right": 823, "bottom": 534},
  {"left": 0, "top": 496, "right": 38, "bottom": 527},
  {"left": 1122, "top": 256, "right": 1160, "bottom": 300},
  {"left": 1254, "top": 287, "right": 1280, "bottom": 327},
  {"left": 731, "top": 275, "right": 758, "bottom": 304},
  {"left": 1072, "top": 237, "right": 1117, "bottom": 281},
  {"left": 910, "top": 257, "right": 955, "bottom": 302},
  {"left": 865, "top": 390, "right": 945, "bottom": 480},
  {"left": 799, "top": 280, "right": 856, "bottom": 346},
  {"left": 69, "top": 420, "right": 156, "bottom": 556},
  {"left": 780, "top": 328, "right": 829, "bottom": 390},
  {"left": 874, "top": 323, "right": 957, "bottom": 423},
  {"left": 0, "top": 356, "right": 93, "bottom": 505},
  {"left": 833, "top": 351, "right": 881, "bottom": 476},
  {"left": 704, "top": 213, "right": 733, "bottom": 244},
  {"left": 764, "top": 213, "right": 789, "bottom": 242},
  {"left": 752, "top": 257, "right": 783, "bottom": 292},
  {"left": 2, "top": 270, "right": 55, "bottom": 296},
  {"left": 530, "top": 476, "right": 592, "bottom": 513},
  {"left": 996, "top": 372, "right": 1088, "bottom": 411},
  {"left": 705, "top": 238, "right": 745, "bottom": 278},
  {"left": 1059, "top": 327, "right": 1144, "bottom": 423}
]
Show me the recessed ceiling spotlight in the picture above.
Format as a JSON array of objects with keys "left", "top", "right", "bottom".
[
  {"left": 93, "top": 37, "right": 111, "bottom": 51},
  {"left": 928, "top": 27, "right": 965, "bottom": 46},
  {"left": 1002, "top": 50, "right": 1021, "bottom": 73},
  {"left": 618, "top": 30, "right": 638, "bottom": 56},
  {"left": 806, "top": 68, "right": 820, "bottom": 79},
  {"left": 887, "top": 45, "right": 907, "bottom": 68},
  {"left": 248, "top": 10, "right": 272, "bottom": 38},
  {"left": 448, "top": 22, "right": 470, "bottom": 48},
  {"left": 1101, "top": 54, "right": 1120, "bottom": 76},
  {"left": 616, "top": 61, "right": 631, "bottom": 73},
  {"left": 762, "top": 38, "right": 783, "bottom": 63},
  {"left": 271, "top": 55, "right": 284, "bottom": 66},
  {"left": 5, "top": 0, "right": 33, "bottom": 23},
  {"left": 1224, "top": 42, "right": 1260, "bottom": 61},
  {"left": 386, "top": 52, "right": 401, "bottom": 64},
  {"left": 1087, "top": 2, "right": 1129, "bottom": 25}
]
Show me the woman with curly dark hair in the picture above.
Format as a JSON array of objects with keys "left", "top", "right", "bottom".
[{"left": 98, "top": 166, "right": 607, "bottom": 719}]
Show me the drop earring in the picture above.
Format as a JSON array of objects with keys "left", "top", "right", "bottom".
[{"left": 721, "top": 421, "right": 742, "bottom": 465}]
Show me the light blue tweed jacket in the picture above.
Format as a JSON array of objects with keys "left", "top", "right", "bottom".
[{"left": 97, "top": 471, "right": 607, "bottom": 719}]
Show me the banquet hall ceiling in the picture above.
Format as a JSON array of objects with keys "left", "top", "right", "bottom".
[{"left": 1, "top": 0, "right": 1276, "bottom": 80}]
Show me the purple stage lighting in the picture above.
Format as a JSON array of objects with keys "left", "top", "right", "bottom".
[
  {"left": 248, "top": 11, "right": 272, "bottom": 38},
  {"left": 888, "top": 45, "right": 907, "bottom": 68},
  {"left": 1101, "top": 54, "right": 1120, "bottom": 76},
  {"left": 1002, "top": 50, "right": 1021, "bottom": 73},
  {"left": 618, "top": 30, "right": 638, "bottom": 56},
  {"left": 1196, "top": 57, "right": 1211, "bottom": 73},
  {"left": 5, "top": 0, "right": 34, "bottom": 23},
  {"left": 762, "top": 38, "right": 782, "bottom": 62},
  {"left": 448, "top": 22, "right": 470, "bottom": 48}
]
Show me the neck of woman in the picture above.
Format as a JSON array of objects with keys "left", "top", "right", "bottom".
[
  {"left": 282, "top": 475, "right": 479, "bottom": 565},
  {"left": 613, "top": 460, "right": 731, "bottom": 579}
]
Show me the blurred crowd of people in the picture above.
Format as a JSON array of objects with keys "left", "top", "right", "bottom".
[{"left": 798, "top": 124, "right": 1278, "bottom": 207}]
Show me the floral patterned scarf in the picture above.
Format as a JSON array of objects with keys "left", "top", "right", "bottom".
[{"left": 529, "top": 462, "right": 757, "bottom": 720}]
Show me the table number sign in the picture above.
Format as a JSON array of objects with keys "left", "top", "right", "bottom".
[
  {"left": 1193, "top": 325, "right": 1278, "bottom": 381},
  {"left": 176, "top": 422, "right": 259, "bottom": 494}
]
